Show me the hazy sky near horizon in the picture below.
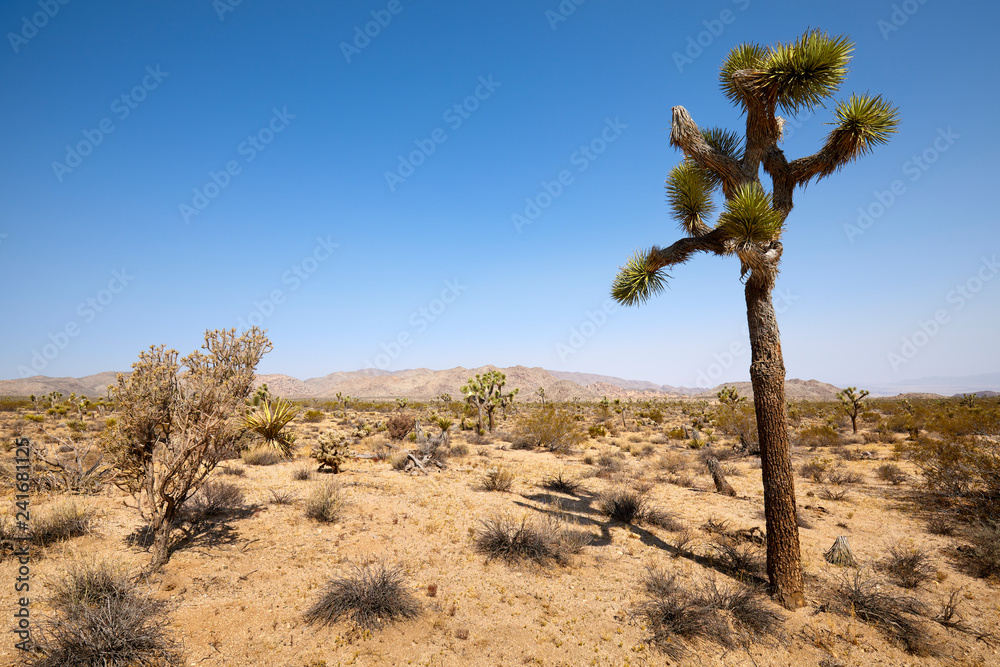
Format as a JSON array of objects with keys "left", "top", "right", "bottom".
[{"left": 1, "top": 0, "right": 998, "bottom": 389}]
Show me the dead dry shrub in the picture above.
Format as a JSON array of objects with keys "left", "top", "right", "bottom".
[
  {"left": 826, "top": 468, "right": 863, "bottom": 485},
  {"left": 819, "top": 486, "right": 849, "bottom": 502},
  {"left": 304, "top": 481, "right": 345, "bottom": 523},
  {"left": 218, "top": 464, "right": 246, "bottom": 477},
  {"left": 386, "top": 414, "right": 415, "bottom": 441},
  {"left": 712, "top": 538, "right": 766, "bottom": 581},
  {"left": 875, "top": 462, "right": 907, "bottom": 485},
  {"left": 598, "top": 487, "right": 647, "bottom": 524},
  {"left": 29, "top": 559, "right": 180, "bottom": 667},
  {"left": 635, "top": 569, "right": 781, "bottom": 659},
  {"left": 291, "top": 466, "right": 311, "bottom": 481},
  {"left": 657, "top": 451, "right": 689, "bottom": 474},
  {"left": 834, "top": 570, "right": 932, "bottom": 655},
  {"left": 799, "top": 458, "right": 829, "bottom": 482},
  {"left": 304, "top": 561, "right": 420, "bottom": 630},
  {"left": 877, "top": 543, "right": 935, "bottom": 589},
  {"left": 966, "top": 520, "right": 1000, "bottom": 578}
]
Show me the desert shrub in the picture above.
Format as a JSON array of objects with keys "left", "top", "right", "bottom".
[
  {"left": 643, "top": 507, "right": 685, "bottom": 531},
  {"left": 29, "top": 560, "right": 180, "bottom": 667},
  {"left": 636, "top": 569, "right": 781, "bottom": 659},
  {"left": 925, "top": 513, "right": 956, "bottom": 536},
  {"left": 799, "top": 458, "right": 829, "bottom": 482},
  {"left": 797, "top": 424, "right": 841, "bottom": 448},
  {"left": 65, "top": 419, "right": 87, "bottom": 434},
  {"left": 834, "top": 570, "right": 931, "bottom": 655},
  {"left": 389, "top": 451, "right": 410, "bottom": 471},
  {"left": 901, "top": 431, "right": 1000, "bottom": 511},
  {"left": 967, "top": 520, "right": 1000, "bottom": 578},
  {"left": 304, "top": 561, "right": 420, "bottom": 630},
  {"left": 594, "top": 451, "right": 623, "bottom": 476},
  {"left": 712, "top": 539, "right": 766, "bottom": 581},
  {"left": 541, "top": 471, "right": 581, "bottom": 494},
  {"left": 218, "top": 464, "right": 246, "bottom": 477},
  {"left": 303, "top": 409, "right": 324, "bottom": 423},
  {"left": 715, "top": 401, "right": 757, "bottom": 440},
  {"left": 186, "top": 480, "right": 244, "bottom": 518},
  {"left": 641, "top": 408, "right": 664, "bottom": 424},
  {"left": 588, "top": 424, "right": 607, "bottom": 438},
  {"left": 657, "top": 451, "right": 689, "bottom": 474},
  {"left": 826, "top": 468, "right": 863, "bottom": 485},
  {"left": 480, "top": 467, "right": 514, "bottom": 492},
  {"left": 473, "top": 515, "right": 564, "bottom": 565},
  {"left": 304, "top": 481, "right": 345, "bottom": 523},
  {"left": 243, "top": 398, "right": 299, "bottom": 457},
  {"left": 876, "top": 462, "right": 908, "bottom": 485},
  {"left": 291, "top": 466, "right": 311, "bottom": 481},
  {"left": 240, "top": 446, "right": 284, "bottom": 466},
  {"left": 877, "top": 544, "right": 934, "bottom": 589},
  {"left": 515, "top": 405, "right": 586, "bottom": 453},
  {"left": 666, "top": 426, "right": 686, "bottom": 439},
  {"left": 448, "top": 441, "right": 470, "bottom": 457},
  {"left": 386, "top": 414, "right": 415, "bottom": 441},
  {"left": 24, "top": 414, "right": 45, "bottom": 423}
]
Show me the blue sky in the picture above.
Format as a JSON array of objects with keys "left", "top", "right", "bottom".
[{"left": 1, "top": 0, "right": 997, "bottom": 390}]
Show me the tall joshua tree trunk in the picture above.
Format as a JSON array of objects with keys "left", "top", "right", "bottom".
[
  {"left": 610, "top": 30, "right": 898, "bottom": 610},
  {"left": 745, "top": 273, "right": 804, "bottom": 608}
]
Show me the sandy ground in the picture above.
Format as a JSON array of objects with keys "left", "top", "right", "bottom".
[{"left": 1, "top": 405, "right": 998, "bottom": 667}]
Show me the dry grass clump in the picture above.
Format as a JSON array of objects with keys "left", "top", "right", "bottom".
[
  {"left": 304, "top": 481, "right": 346, "bottom": 523},
  {"left": 834, "top": 570, "right": 932, "bottom": 655},
  {"left": 480, "top": 467, "right": 514, "bottom": 492},
  {"left": 186, "top": 480, "right": 245, "bottom": 518},
  {"left": 291, "top": 466, "right": 311, "bottom": 481},
  {"left": 877, "top": 543, "right": 935, "bottom": 589},
  {"left": 819, "top": 486, "right": 849, "bottom": 501},
  {"left": 3, "top": 501, "right": 96, "bottom": 554},
  {"left": 712, "top": 539, "right": 766, "bottom": 581},
  {"left": 386, "top": 414, "right": 415, "bottom": 441},
  {"left": 799, "top": 459, "right": 829, "bottom": 482},
  {"left": 304, "top": 561, "right": 420, "bottom": 630},
  {"left": 267, "top": 488, "right": 297, "bottom": 506},
  {"left": 635, "top": 569, "right": 782, "bottom": 659},
  {"left": 473, "top": 515, "right": 567, "bottom": 565},
  {"left": 217, "top": 464, "right": 246, "bottom": 477},
  {"left": 656, "top": 451, "right": 690, "bottom": 474},
  {"left": 826, "top": 468, "right": 863, "bottom": 485},
  {"left": 797, "top": 424, "right": 841, "bottom": 448},
  {"left": 28, "top": 559, "right": 180, "bottom": 667},
  {"left": 240, "top": 446, "right": 285, "bottom": 466},
  {"left": 540, "top": 471, "right": 582, "bottom": 494},
  {"left": 597, "top": 487, "right": 680, "bottom": 529}
]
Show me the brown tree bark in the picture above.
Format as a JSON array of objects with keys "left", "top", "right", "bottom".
[{"left": 745, "top": 276, "right": 805, "bottom": 610}]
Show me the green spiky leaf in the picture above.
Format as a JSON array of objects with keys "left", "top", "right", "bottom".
[
  {"left": 666, "top": 162, "right": 716, "bottom": 236},
  {"left": 720, "top": 42, "right": 768, "bottom": 106},
  {"left": 611, "top": 250, "right": 668, "bottom": 306},
  {"left": 763, "top": 30, "right": 853, "bottom": 114},
  {"left": 717, "top": 183, "right": 784, "bottom": 245},
  {"left": 831, "top": 93, "right": 900, "bottom": 156},
  {"left": 701, "top": 127, "right": 743, "bottom": 159}
]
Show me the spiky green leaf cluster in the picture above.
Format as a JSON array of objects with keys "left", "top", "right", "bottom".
[
  {"left": 611, "top": 250, "right": 667, "bottom": 306},
  {"left": 666, "top": 162, "right": 715, "bottom": 236},
  {"left": 244, "top": 397, "right": 299, "bottom": 457},
  {"left": 720, "top": 43, "right": 767, "bottom": 106},
  {"left": 764, "top": 30, "right": 853, "bottom": 114},
  {"left": 701, "top": 127, "right": 743, "bottom": 158},
  {"left": 717, "top": 183, "right": 783, "bottom": 245},
  {"left": 832, "top": 93, "right": 900, "bottom": 156}
]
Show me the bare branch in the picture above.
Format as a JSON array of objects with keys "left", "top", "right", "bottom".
[{"left": 670, "top": 106, "right": 744, "bottom": 196}]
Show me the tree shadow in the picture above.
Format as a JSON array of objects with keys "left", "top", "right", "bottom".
[
  {"left": 124, "top": 505, "right": 258, "bottom": 558},
  {"left": 514, "top": 490, "right": 768, "bottom": 587}
]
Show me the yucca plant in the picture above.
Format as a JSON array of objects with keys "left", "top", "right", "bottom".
[
  {"left": 611, "top": 29, "right": 899, "bottom": 610},
  {"left": 244, "top": 397, "right": 300, "bottom": 457}
]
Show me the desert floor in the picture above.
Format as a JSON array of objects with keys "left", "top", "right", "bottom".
[{"left": 1, "top": 400, "right": 998, "bottom": 667}]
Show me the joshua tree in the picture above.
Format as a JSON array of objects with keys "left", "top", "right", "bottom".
[
  {"left": 836, "top": 386, "right": 870, "bottom": 434},
  {"left": 335, "top": 392, "right": 352, "bottom": 418},
  {"left": 461, "top": 370, "right": 519, "bottom": 433},
  {"left": 610, "top": 30, "right": 898, "bottom": 609}
]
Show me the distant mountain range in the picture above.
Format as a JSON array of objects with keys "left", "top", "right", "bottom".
[
  {"left": 1, "top": 366, "right": 842, "bottom": 402},
  {"left": 1, "top": 367, "right": 995, "bottom": 402}
]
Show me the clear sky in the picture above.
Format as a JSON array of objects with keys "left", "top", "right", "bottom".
[{"left": 1, "top": 0, "right": 997, "bottom": 389}]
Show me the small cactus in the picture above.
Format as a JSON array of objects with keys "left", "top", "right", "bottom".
[{"left": 312, "top": 432, "right": 351, "bottom": 473}]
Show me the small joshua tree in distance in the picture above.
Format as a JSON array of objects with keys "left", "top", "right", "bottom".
[{"left": 836, "top": 386, "right": 870, "bottom": 434}]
